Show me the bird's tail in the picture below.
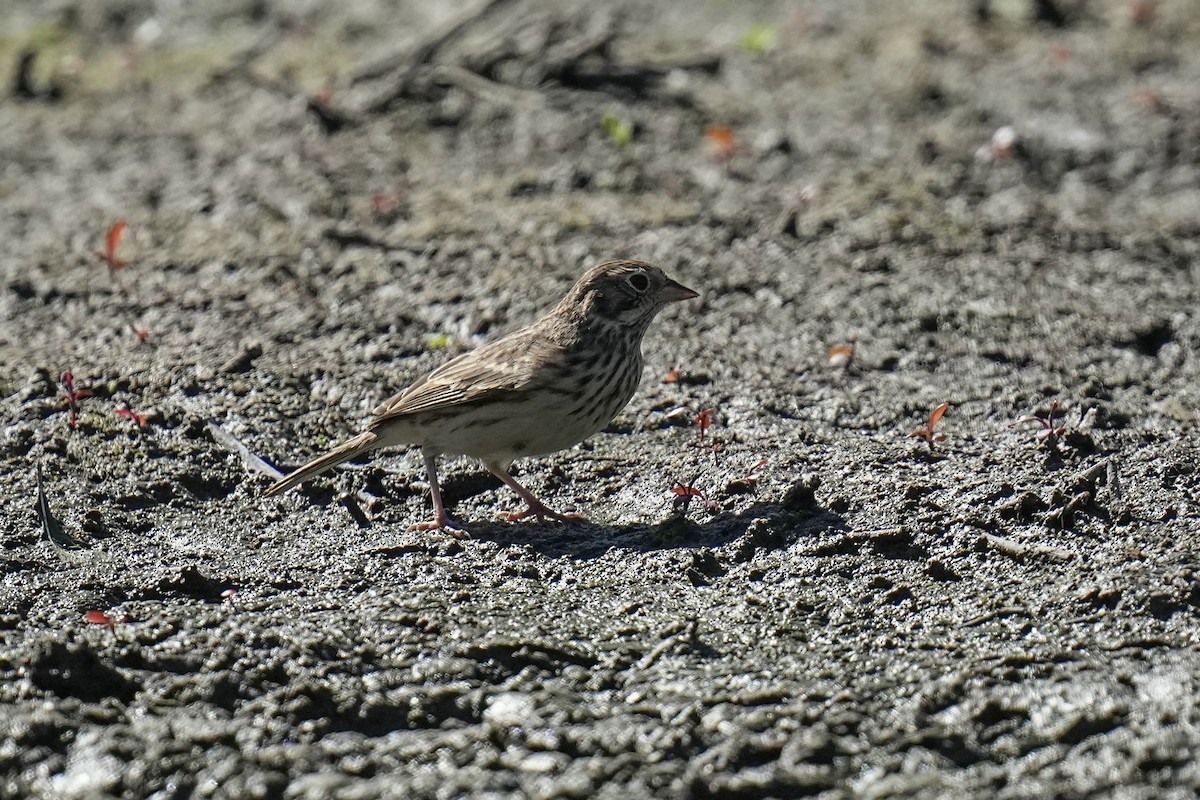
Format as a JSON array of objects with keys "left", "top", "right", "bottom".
[{"left": 266, "top": 431, "right": 379, "bottom": 496}]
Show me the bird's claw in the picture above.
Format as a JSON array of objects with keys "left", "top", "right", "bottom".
[
  {"left": 499, "top": 504, "right": 585, "bottom": 524},
  {"left": 407, "top": 515, "right": 471, "bottom": 539}
]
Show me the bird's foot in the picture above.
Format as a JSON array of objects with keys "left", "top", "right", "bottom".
[
  {"left": 407, "top": 514, "right": 471, "bottom": 539},
  {"left": 499, "top": 502, "right": 585, "bottom": 524}
]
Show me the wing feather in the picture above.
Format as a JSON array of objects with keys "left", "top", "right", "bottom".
[{"left": 370, "top": 329, "right": 562, "bottom": 423}]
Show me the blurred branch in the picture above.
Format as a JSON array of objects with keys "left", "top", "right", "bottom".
[{"left": 361, "top": 0, "right": 521, "bottom": 115}]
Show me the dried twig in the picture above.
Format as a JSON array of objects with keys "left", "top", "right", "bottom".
[
  {"left": 546, "top": 53, "right": 721, "bottom": 97},
  {"left": 428, "top": 64, "right": 545, "bottom": 108},
  {"left": 322, "top": 225, "right": 429, "bottom": 253},
  {"left": 635, "top": 620, "right": 698, "bottom": 670},
  {"left": 11, "top": 49, "right": 64, "bottom": 101},
  {"left": 12, "top": 50, "right": 39, "bottom": 99},
  {"left": 530, "top": 12, "right": 616, "bottom": 85},
  {"left": 304, "top": 97, "right": 357, "bottom": 135},
  {"left": 981, "top": 532, "right": 1072, "bottom": 563},
  {"left": 339, "top": 493, "right": 373, "bottom": 529},
  {"left": 963, "top": 606, "right": 1032, "bottom": 627},
  {"left": 208, "top": 30, "right": 284, "bottom": 85}
]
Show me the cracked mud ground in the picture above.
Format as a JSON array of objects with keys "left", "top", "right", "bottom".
[{"left": 2, "top": 0, "right": 1200, "bottom": 798}]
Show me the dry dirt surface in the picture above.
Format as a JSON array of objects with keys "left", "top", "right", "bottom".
[{"left": 3, "top": 0, "right": 1200, "bottom": 797}]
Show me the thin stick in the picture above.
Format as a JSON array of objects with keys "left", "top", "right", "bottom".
[{"left": 982, "top": 532, "right": 1072, "bottom": 563}]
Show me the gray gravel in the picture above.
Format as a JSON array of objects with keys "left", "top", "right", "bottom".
[{"left": 2, "top": 0, "right": 1200, "bottom": 798}]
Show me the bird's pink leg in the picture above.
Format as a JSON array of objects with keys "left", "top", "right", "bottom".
[
  {"left": 408, "top": 452, "right": 469, "bottom": 537},
  {"left": 484, "top": 461, "right": 584, "bottom": 523}
]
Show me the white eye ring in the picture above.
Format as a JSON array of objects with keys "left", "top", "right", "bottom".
[{"left": 627, "top": 273, "right": 650, "bottom": 292}]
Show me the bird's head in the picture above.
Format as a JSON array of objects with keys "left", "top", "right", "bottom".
[{"left": 556, "top": 260, "right": 698, "bottom": 331}]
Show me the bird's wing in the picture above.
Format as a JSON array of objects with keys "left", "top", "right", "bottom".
[{"left": 370, "top": 330, "right": 560, "bottom": 423}]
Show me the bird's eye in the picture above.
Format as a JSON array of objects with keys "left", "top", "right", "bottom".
[{"left": 627, "top": 273, "right": 650, "bottom": 292}]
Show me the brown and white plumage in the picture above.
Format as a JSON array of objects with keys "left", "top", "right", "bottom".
[{"left": 266, "top": 260, "right": 698, "bottom": 532}]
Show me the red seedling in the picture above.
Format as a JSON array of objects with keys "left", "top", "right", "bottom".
[
  {"left": 1017, "top": 400, "right": 1067, "bottom": 444},
  {"left": 727, "top": 457, "right": 768, "bottom": 493},
  {"left": 664, "top": 367, "right": 681, "bottom": 384},
  {"left": 61, "top": 371, "right": 94, "bottom": 430},
  {"left": 1132, "top": 87, "right": 1172, "bottom": 114},
  {"left": 1129, "top": 0, "right": 1157, "bottom": 27},
  {"left": 783, "top": 10, "right": 822, "bottom": 39},
  {"left": 704, "top": 125, "right": 737, "bottom": 161},
  {"left": 695, "top": 407, "right": 717, "bottom": 445},
  {"left": 84, "top": 610, "right": 118, "bottom": 630},
  {"left": 121, "top": 46, "right": 141, "bottom": 73},
  {"left": 369, "top": 191, "right": 408, "bottom": 221},
  {"left": 827, "top": 338, "right": 857, "bottom": 369},
  {"left": 130, "top": 323, "right": 151, "bottom": 343},
  {"left": 115, "top": 406, "right": 147, "bottom": 427},
  {"left": 671, "top": 481, "right": 721, "bottom": 514},
  {"left": 92, "top": 220, "right": 128, "bottom": 280},
  {"left": 1047, "top": 43, "right": 1072, "bottom": 66},
  {"left": 908, "top": 402, "right": 949, "bottom": 448}
]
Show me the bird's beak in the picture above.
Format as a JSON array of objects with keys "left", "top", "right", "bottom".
[{"left": 661, "top": 278, "right": 699, "bottom": 303}]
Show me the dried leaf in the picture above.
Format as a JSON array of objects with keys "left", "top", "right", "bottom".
[{"left": 36, "top": 463, "right": 85, "bottom": 552}]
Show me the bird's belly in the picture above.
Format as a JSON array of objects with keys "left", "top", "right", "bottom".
[
  {"left": 417, "top": 347, "right": 644, "bottom": 460},
  {"left": 425, "top": 388, "right": 635, "bottom": 460}
]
